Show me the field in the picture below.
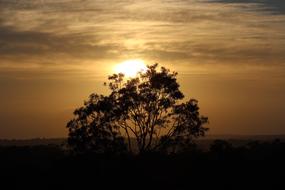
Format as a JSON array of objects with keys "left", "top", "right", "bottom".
[{"left": 0, "top": 136, "right": 284, "bottom": 189}]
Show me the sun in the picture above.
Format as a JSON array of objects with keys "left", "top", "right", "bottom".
[{"left": 114, "top": 59, "right": 147, "bottom": 77}]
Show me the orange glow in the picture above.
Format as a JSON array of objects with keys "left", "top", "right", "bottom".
[{"left": 114, "top": 59, "right": 147, "bottom": 77}]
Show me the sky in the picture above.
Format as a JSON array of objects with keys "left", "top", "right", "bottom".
[{"left": 0, "top": 0, "right": 285, "bottom": 138}]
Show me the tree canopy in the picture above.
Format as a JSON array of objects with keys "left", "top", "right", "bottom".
[{"left": 67, "top": 63, "right": 208, "bottom": 154}]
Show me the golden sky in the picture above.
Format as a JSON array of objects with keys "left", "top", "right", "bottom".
[{"left": 0, "top": 0, "right": 285, "bottom": 138}]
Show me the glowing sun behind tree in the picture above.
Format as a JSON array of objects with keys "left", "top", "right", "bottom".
[{"left": 114, "top": 59, "right": 147, "bottom": 77}]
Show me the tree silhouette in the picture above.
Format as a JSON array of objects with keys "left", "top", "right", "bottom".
[{"left": 67, "top": 64, "right": 208, "bottom": 154}]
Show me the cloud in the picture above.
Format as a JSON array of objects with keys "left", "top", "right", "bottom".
[
  {"left": 207, "top": 0, "right": 285, "bottom": 15},
  {"left": 0, "top": 23, "right": 122, "bottom": 62},
  {"left": 0, "top": 0, "right": 285, "bottom": 71}
]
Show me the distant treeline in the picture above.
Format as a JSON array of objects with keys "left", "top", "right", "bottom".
[
  {"left": 0, "top": 138, "right": 66, "bottom": 146},
  {"left": 1, "top": 135, "right": 285, "bottom": 149},
  {"left": 0, "top": 138, "right": 284, "bottom": 189}
]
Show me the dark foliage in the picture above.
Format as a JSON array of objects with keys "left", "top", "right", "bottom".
[
  {"left": 0, "top": 139, "right": 284, "bottom": 189},
  {"left": 67, "top": 64, "right": 208, "bottom": 154}
]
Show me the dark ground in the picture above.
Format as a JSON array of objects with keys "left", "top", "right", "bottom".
[{"left": 0, "top": 138, "right": 284, "bottom": 189}]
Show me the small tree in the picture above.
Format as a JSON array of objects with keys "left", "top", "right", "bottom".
[{"left": 67, "top": 64, "right": 208, "bottom": 154}]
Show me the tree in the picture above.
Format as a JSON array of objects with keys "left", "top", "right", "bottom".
[{"left": 67, "top": 63, "right": 208, "bottom": 154}]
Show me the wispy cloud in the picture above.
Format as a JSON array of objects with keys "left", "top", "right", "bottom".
[
  {"left": 207, "top": 0, "right": 285, "bottom": 15},
  {"left": 0, "top": 0, "right": 285, "bottom": 74}
]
